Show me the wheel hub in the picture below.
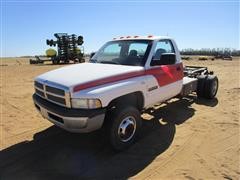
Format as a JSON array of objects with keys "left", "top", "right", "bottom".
[{"left": 118, "top": 116, "right": 136, "bottom": 142}]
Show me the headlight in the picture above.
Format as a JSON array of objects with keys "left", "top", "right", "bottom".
[{"left": 71, "top": 98, "right": 102, "bottom": 109}]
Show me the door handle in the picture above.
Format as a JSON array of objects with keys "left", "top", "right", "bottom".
[{"left": 176, "top": 66, "right": 181, "bottom": 71}]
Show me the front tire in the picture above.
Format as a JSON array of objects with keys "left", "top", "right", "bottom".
[{"left": 106, "top": 106, "right": 142, "bottom": 151}]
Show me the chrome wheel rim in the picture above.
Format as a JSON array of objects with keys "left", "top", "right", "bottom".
[{"left": 118, "top": 116, "right": 136, "bottom": 142}]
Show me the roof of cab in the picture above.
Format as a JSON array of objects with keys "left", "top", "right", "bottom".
[{"left": 111, "top": 35, "right": 172, "bottom": 41}]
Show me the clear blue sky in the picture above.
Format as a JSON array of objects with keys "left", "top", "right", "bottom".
[{"left": 1, "top": 0, "right": 239, "bottom": 57}]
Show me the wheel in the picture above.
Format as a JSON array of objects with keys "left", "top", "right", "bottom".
[
  {"left": 52, "top": 59, "right": 57, "bottom": 64},
  {"left": 78, "top": 36, "right": 84, "bottom": 45},
  {"left": 78, "top": 57, "right": 85, "bottom": 63},
  {"left": 50, "top": 39, "right": 54, "bottom": 46},
  {"left": 106, "top": 106, "right": 142, "bottom": 151},
  {"left": 52, "top": 58, "right": 60, "bottom": 64},
  {"left": 64, "top": 60, "right": 70, "bottom": 64},
  {"left": 197, "top": 75, "right": 207, "bottom": 98},
  {"left": 204, "top": 75, "right": 218, "bottom": 99}
]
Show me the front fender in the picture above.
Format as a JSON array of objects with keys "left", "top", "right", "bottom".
[{"left": 71, "top": 76, "right": 148, "bottom": 107}]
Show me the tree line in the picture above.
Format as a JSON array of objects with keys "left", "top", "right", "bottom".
[{"left": 180, "top": 48, "right": 240, "bottom": 56}]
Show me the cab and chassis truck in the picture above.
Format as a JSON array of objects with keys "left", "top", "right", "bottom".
[{"left": 33, "top": 36, "right": 218, "bottom": 150}]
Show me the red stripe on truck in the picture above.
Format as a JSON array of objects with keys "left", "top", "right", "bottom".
[
  {"left": 73, "top": 63, "right": 183, "bottom": 92},
  {"left": 73, "top": 71, "right": 145, "bottom": 92}
]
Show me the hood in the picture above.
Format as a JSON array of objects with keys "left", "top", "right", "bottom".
[{"left": 36, "top": 63, "right": 144, "bottom": 90}]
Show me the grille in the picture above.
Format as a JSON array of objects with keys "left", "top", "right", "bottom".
[
  {"left": 35, "top": 81, "right": 44, "bottom": 89},
  {"left": 35, "top": 88, "right": 45, "bottom": 97},
  {"left": 47, "top": 94, "right": 66, "bottom": 104},
  {"left": 34, "top": 81, "right": 70, "bottom": 107},
  {"left": 45, "top": 85, "right": 65, "bottom": 96}
]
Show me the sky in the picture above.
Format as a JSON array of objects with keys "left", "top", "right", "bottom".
[{"left": 1, "top": 0, "right": 239, "bottom": 57}]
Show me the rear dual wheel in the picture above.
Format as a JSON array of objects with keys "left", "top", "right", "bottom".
[{"left": 197, "top": 75, "right": 218, "bottom": 99}]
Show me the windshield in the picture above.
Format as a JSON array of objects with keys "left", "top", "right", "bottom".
[{"left": 90, "top": 40, "right": 152, "bottom": 66}]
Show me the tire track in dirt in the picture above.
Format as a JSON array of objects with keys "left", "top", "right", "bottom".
[
  {"left": 140, "top": 111, "right": 229, "bottom": 179},
  {"left": 3, "top": 99, "right": 33, "bottom": 117},
  {"left": 142, "top": 131, "right": 199, "bottom": 179}
]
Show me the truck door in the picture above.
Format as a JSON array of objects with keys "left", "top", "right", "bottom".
[{"left": 146, "top": 39, "right": 183, "bottom": 105}]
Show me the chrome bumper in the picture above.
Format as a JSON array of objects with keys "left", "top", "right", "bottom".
[{"left": 33, "top": 94, "right": 105, "bottom": 133}]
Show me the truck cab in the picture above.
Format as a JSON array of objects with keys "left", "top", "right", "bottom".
[{"left": 33, "top": 36, "right": 218, "bottom": 150}]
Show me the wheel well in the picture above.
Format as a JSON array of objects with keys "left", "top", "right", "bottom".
[{"left": 107, "top": 92, "right": 144, "bottom": 111}]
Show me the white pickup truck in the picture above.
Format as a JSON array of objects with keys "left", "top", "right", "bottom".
[{"left": 33, "top": 36, "right": 218, "bottom": 150}]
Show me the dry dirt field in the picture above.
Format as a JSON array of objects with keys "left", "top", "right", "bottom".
[{"left": 0, "top": 57, "right": 239, "bottom": 179}]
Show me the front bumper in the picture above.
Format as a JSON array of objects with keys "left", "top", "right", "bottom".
[{"left": 33, "top": 94, "right": 106, "bottom": 133}]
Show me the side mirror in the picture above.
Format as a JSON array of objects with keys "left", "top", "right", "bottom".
[
  {"left": 90, "top": 52, "right": 96, "bottom": 58},
  {"left": 151, "top": 53, "right": 176, "bottom": 66}
]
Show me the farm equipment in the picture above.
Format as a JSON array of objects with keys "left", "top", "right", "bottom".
[
  {"left": 30, "top": 33, "right": 84, "bottom": 64},
  {"left": 213, "top": 52, "right": 232, "bottom": 61}
]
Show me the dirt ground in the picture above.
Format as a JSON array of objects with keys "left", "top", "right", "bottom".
[{"left": 0, "top": 57, "right": 239, "bottom": 179}]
